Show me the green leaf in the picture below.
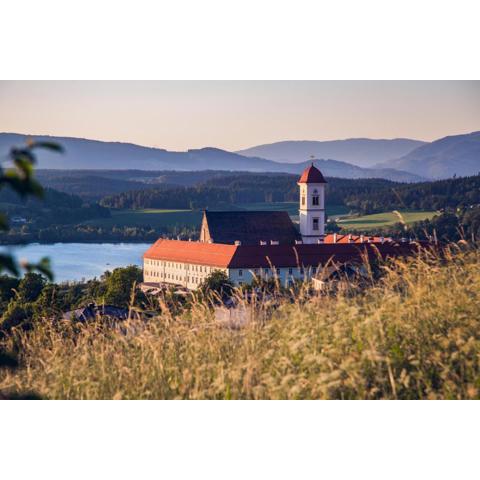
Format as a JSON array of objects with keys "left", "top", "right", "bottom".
[
  {"left": 0, "top": 253, "right": 20, "bottom": 276},
  {"left": 1, "top": 172, "right": 44, "bottom": 198},
  {"left": 24, "top": 257, "right": 53, "bottom": 282},
  {"left": 10, "top": 147, "right": 36, "bottom": 164},
  {"left": 13, "top": 156, "right": 35, "bottom": 177},
  {"left": 30, "top": 141, "right": 64, "bottom": 153}
]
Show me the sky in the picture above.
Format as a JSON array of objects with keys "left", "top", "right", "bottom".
[{"left": 0, "top": 81, "right": 478, "bottom": 151}]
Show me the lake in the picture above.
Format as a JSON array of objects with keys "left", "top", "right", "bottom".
[{"left": 0, "top": 243, "right": 151, "bottom": 283}]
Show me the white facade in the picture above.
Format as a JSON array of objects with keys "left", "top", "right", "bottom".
[
  {"left": 228, "top": 265, "right": 318, "bottom": 287},
  {"left": 144, "top": 257, "right": 320, "bottom": 290},
  {"left": 144, "top": 258, "right": 226, "bottom": 290},
  {"left": 298, "top": 181, "right": 326, "bottom": 244}
]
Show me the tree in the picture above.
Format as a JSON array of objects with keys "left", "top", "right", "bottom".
[
  {"left": 0, "top": 275, "right": 20, "bottom": 306},
  {"left": 102, "top": 265, "right": 143, "bottom": 307},
  {"left": 17, "top": 272, "right": 46, "bottom": 303},
  {"left": 199, "top": 270, "right": 234, "bottom": 298}
]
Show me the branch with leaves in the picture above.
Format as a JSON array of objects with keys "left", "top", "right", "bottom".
[{"left": 0, "top": 139, "right": 63, "bottom": 280}]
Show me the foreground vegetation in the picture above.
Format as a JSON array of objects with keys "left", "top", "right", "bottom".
[{"left": 1, "top": 245, "right": 479, "bottom": 399}]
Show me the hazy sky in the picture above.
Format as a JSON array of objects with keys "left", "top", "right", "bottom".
[{"left": 0, "top": 81, "right": 478, "bottom": 151}]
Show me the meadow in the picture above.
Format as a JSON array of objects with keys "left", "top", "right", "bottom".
[
  {"left": 83, "top": 203, "right": 350, "bottom": 229},
  {"left": 336, "top": 210, "right": 438, "bottom": 230},
  {"left": 1, "top": 244, "right": 479, "bottom": 399}
]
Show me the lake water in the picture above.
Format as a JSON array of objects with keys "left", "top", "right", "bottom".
[{"left": 0, "top": 243, "right": 151, "bottom": 283}]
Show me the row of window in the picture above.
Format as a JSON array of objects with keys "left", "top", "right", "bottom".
[
  {"left": 238, "top": 266, "right": 318, "bottom": 277},
  {"left": 145, "top": 270, "right": 204, "bottom": 285},
  {"left": 145, "top": 259, "right": 213, "bottom": 273}
]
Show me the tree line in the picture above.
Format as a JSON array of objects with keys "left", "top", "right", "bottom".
[
  {"left": 99, "top": 175, "right": 398, "bottom": 210},
  {"left": 343, "top": 175, "right": 480, "bottom": 214}
]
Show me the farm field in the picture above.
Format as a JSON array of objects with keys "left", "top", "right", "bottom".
[
  {"left": 337, "top": 210, "right": 438, "bottom": 230},
  {"left": 84, "top": 203, "right": 351, "bottom": 228}
]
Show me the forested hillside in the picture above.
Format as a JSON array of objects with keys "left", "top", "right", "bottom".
[
  {"left": 100, "top": 175, "right": 398, "bottom": 209},
  {"left": 344, "top": 174, "right": 480, "bottom": 214},
  {"left": 0, "top": 187, "right": 110, "bottom": 225}
]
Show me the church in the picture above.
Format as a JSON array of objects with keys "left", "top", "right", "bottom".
[{"left": 143, "top": 164, "right": 419, "bottom": 290}]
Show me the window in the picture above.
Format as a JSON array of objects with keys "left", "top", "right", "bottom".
[
  {"left": 288, "top": 268, "right": 293, "bottom": 275},
  {"left": 313, "top": 218, "right": 319, "bottom": 231},
  {"left": 239, "top": 269, "right": 243, "bottom": 277},
  {"left": 276, "top": 268, "right": 280, "bottom": 275},
  {"left": 301, "top": 195, "right": 305, "bottom": 206}
]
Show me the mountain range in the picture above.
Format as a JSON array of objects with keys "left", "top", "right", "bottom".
[
  {"left": 0, "top": 133, "right": 421, "bottom": 182},
  {"left": 375, "top": 131, "right": 480, "bottom": 179},
  {"left": 1, "top": 131, "right": 478, "bottom": 181},
  {"left": 237, "top": 138, "right": 426, "bottom": 167}
]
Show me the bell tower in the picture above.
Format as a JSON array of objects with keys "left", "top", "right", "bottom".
[{"left": 297, "top": 162, "right": 327, "bottom": 244}]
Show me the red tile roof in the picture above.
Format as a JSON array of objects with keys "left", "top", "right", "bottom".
[
  {"left": 144, "top": 239, "right": 236, "bottom": 268},
  {"left": 298, "top": 164, "right": 327, "bottom": 184},
  {"left": 144, "top": 238, "right": 423, "bottom": 269}
]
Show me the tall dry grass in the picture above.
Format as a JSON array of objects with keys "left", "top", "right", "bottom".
[{"left": 1, "top": 245, "right": 480, "bottom": 399}]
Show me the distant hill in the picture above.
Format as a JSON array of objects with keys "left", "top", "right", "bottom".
[
  {"left": 276, "top": 159, "right": 422, "bottom": 182},
  {"left": 376, "top": 131, "right": 480, "bottom": 179},
  {"left": 0, "top": 132, "right": 421, "bottom": 182},
  {"left": 236, "top": 138, "right": 425, "bottom": 167},
  {"left": 343, "top": 173, "right": 480, "bottom": 214}
]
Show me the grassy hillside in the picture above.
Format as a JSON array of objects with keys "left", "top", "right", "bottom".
[
  {"left": 2, "top": 246, "right": 479, "bottom": 399},
  {"left": 337, "top": 210, "right": 438, "bottom": 230}
]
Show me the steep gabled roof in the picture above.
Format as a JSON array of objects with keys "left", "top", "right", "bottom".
[
  {"left": 298, "top": 164, "right": 327, "bottom": 184},
  {"left": 202, "top": 210, "right": 301, "bottom": 246}
]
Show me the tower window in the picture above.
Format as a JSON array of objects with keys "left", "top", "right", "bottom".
[
  {"left": 301, "top": 195, "right": 306, "bottom": 206},
  {"left": 313, "top": 218, "right": 319, "bottom": 231},
  {"left": 312, "top": 189, "right": 319, "bottom": 206}
]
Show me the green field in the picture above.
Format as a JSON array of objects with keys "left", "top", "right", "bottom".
[
  {"left": 84, "top": 203, "right": 351, "bottom": 229},
  {"left": 237, "top": 202, "right": 350, "bottom": 218},
  {"left": 85, "top": 209, "right": 203, "bottom": 228},
  {"left": 337, "top": 210, "right": 438, "bottom": 230}
]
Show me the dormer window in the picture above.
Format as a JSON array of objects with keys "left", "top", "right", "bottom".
[{"left": 312, "top": 189, "right": 319, "bottom": 206}]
